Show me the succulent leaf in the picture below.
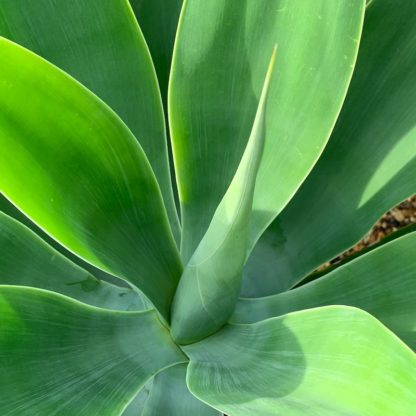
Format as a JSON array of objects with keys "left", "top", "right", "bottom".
[
  {"left": 171, "top": 47, "right": 277, "bottom": 344},
  {"left": 0, "top": 0, "right": 180, "bottom": 242},
  {"left": 0, "top": 211, "right": 148, "bottom": 311},
  {"left": 169, "top": 0, "right": 365, "bottom": 263},
  {"left": 0, "top": 286, "right": 186, "bottom": 415},
  {"left": 242, "top": 0, "right": 416, "bottom": 296},
  {"left": 234, "top": 230, "right": 416, "bottom": 350},
  {"left": 185, "top": 306, "right": 416, "bottom": 416},
  {"left": 0, "top": 38, "right": 181, "bottom": 320}
]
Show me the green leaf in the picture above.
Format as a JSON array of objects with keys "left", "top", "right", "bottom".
[
  {"left": 0, "top": 211, "right": 149, "bottom": 311},
  {"left": 169, "top": 0, "right": 365, "bottom": 262},
  {"left": 129, "top": 0, "right": 184, "bottom": 214},
  {"left": 0, "top": 38, "right": 181, "bottom": 320},
  {"left": 171, "top": 48, "right": 277, "bottom": 344},
  {"left": 241, "top": 0, "right": 416, "bottom": 296},
  {"left": 123, "top": 365, "right": 220, "bottom": 415},
  {"left": 122, "top": 381, "right": 153, "bottom": 416},
  {"left": 233, "top": 231, "right": 416, "bottom": 349},
  {"left": 291, "top": 223, "right": 416, "bottom": 288},
  {"left": 185, "top": 306, "right": 416, "bottom": 416},
  {"left": 130, "top": 0, "right": 183, "bottom": 108},
  {"left": 0, "top": 286, "right": 186, "bottom": 415},
  {"left": 0, "top": 0, "right": 180, "bottom": 243},
  {"left": 0, "top": 194, "right": 136, "bottom": 289},
  {"left": 142, "top": 364, "right": 220, "bottom": 416}
]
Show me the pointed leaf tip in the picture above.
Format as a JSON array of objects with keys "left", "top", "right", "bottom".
[{"left": 171, "top": 49, "right": 278, "bottom": 344}]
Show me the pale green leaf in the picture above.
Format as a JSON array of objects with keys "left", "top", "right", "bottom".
[
  {"left": 169, "top": 0, "right": 365, "bottom": 262},
  {"left": 0, "top": 211, "right": 148, "bottom": 311},
  {"left": 122, "top": 381, "right": 153, "bottom": 416},
  {"left": 242, "top": 0, "right": 416, "bottom": 296},
  {"left": 142, "top": 364, "right": 221, "bottom": 416},
  {"left": 0, "top": 286, "right": 186, "bottom": 416},
  {"left": 234, "top": 231, "right": 416, "bottom": 349},
  {"left": 0, "top": 38, "right": 181, "bottom": 320},
  {"left": 185, "top": 306, "right": 416, "bottom": 416},
  {"left": 171, "top": 48, "right": 276, "bottom": 344}
]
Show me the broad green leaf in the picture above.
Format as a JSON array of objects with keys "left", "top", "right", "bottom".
[
  {"left": 169, "top": 0, "right": 365, "bottom": 262},
  {"left": 0, "top": 211, "right": 149, "bottom": 311},
  {"left": 242, "top": 0, "right": 416, "bottom": 296},
  {"left": 130, "top": 0, "right": 183, "bottom": 108},
  {"left": 122, "top": 381, "right": 153, "bottom": 416},
  {"left": 0, "top": 286, "right": 186, "bottom": 415},
  {"left": 142, "top": 364, "right": 220, "bottom": 416},
  {"left": 0, "top": 0, "right": 180, "bottom": 242},
  {"left": 233, "top": 231, "right": 416, "bottom": 349},
  {"left": 0, "top": 38, "right": 182, "bottom": 320},
  {"left": 0, "top": 194, "right": 134, "bottom": 288},
  {"left": 171, "top": 49, "right": 276, "bottom": 344},
  {"left": 185, "top": 306, "right": 416, "bottom": 416}
]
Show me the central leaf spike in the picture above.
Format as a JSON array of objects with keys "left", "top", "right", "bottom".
[{"left": 171, "top": 47, "right": 277, "bottom": 344}]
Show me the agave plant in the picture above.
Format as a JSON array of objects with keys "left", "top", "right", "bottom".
[{"left": 0, "top": 0, "right": 415, "bottom": 414}]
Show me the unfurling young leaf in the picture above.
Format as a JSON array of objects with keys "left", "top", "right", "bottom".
[{"left": 171, "top": 47, "right": 277, "bottom": 344}]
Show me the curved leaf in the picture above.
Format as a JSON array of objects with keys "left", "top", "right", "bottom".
[
  {"left": 142, "top": 364, "right": 220, "bottom": 416},
  {"left": 234, "top": 231, "right": 416, "bottom": 349},
  {"left": 0, "top": 286, "right": 186, "bottom": 415},
  {"left": 169, "top": 0, "right": 365, "bottom": 262},
  {"left": 0, "top": 38, "right": 181, "bottom": 320},
  {"left": 242, "top": 0, "right": 416, "bottom": 296},
  {"left": 171, "top": 48, "right": 276, "bottom": 343},
  {"left": 130, "top": 0, "right": 183, "bottom": 108},
  {"left": 0, "top": 0, "right": 180, "bottom": 241},
  {"left": 185, "top": 306, "right": 416, "bottom": 416},
  {"left": 0, "top": 211, "right": 148, "bottom": 311},
  {"left": 122, "top": 381, "right": 153, "bottom": 416},
  {"left": 129, "top": 0, "right": 184, "bottom": 215},
  {"left": 0, "top": 194, "right": 135, "bottom": 288}
]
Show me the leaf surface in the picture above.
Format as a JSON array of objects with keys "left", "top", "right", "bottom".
[
  {"left": 171, "top": 48, "right": 276, "bottom": 343},
  {"left": 169, "top": 0, "right": 365, "bottom": 262},
  {"left": 142, "top": 364, "right": 220, "bottom": 416},
  {"left": 0, "top": 0, "right": 180, "bottom": 241},
  {"left": 122, "top": 381, "right": 153, "bottom": 416},
  {"left": 234, "top": 231, "right": 416, "bottom": 349},
  {"left": 0, "top": 38, "right": 181, "bottom": 320},
  {"left": 185, "top": 306, "right": 416, "bottom": 416},
  {"left": 130, "top": 0, "right": 183, "bottom": 108},
  {"left": 0, "top": 195, "right": 136, "bottom": 288},
  {"left": 241, "top": 0, "right": 416, "bottom": 296},
  {"left": 0, "top": 211, "right": 148, "bottom": 311},
  {"left": 0, "top": 286, "right": 186, "bottom": 416}
]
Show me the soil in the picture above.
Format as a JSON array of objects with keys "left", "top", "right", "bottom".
[{"left": 317, "top": 195, "right": 416, "bottom": 271}]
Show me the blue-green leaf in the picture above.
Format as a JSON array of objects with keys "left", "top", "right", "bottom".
[
  {"left": 0, "top": 211, "right": 148, "bottom": 311},
  {"left": 171, "top": 48, "right": 277, "bottom": 343},
  {"left": 142, "top": 364, "right": 220, "bottom": 416},
  {"left": 169, "top": 0, "right": 365, "bottom": 262},
  {"left": 0, "top": 286, "right": 186, "bottom": 415},
  {"left": 185, "top": 306, "right": 416, "bottom": 416},
  {"left": 241, "top": 0, "right": 416, "bottom": 296},
  {"left": 234, "top": 230, "right": 416, "bottom": 349}
]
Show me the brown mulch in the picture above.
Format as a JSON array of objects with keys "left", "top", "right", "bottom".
[{"left": 317, "top": 195, "right": 416, "bottom": 271}]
